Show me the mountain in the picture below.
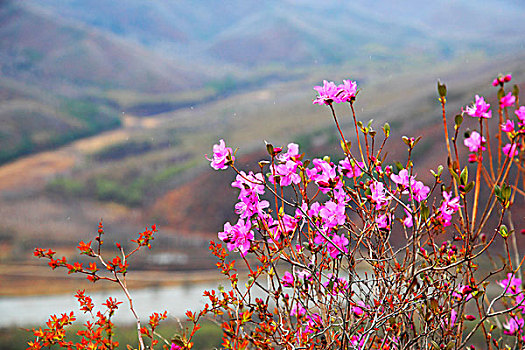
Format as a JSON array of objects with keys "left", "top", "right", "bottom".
[
  {"left": 28, "top": 0, "right": 525, "bottom": 67},
  {"left": 0, "top": 1, "right": 210, "bottom": 94}
]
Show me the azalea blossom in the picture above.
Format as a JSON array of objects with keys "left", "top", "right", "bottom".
[
  {"left": 452, "top": 284, "right": 473, "bottom": 302},
  {"left": 269, "top": 159, "right": 301, "bottom": 186},
  {"left": 500, "top": 92, "right": 516, "bottom": 107},
  {"left": 327, "top": 233, "right": 349, "bottom": 258},
  {"left": 277, "top": 143, "right": 300, "bottom": 162},
  {"left": 503, "top": 143, "right": 519, "bottom": 158},
  {"left": 499, "top": 273, "right": 522, "bottom": 294},
  {"left": 234, "top": 192, "right": 269, "bottom": 219},
  {"left": 465, "top": 95, "right": 492, "bottom": 119},
  {"left": 369, "top": 181, "right": 390, "bottom": 209},
  {"left": 516, "top": 106, "right": 525, "bottom": 125},
  {"left": 464, "top": 131, "right": 486, "bottom": 152},
  {"left": 291, "top": 303, "right": 307, "bottom": 316},
  {"left": 282, "top": 271, "right": 294, "bottom": 287},
  {"left": 319, "top": 200, "right": 346, "bottom": 230},
  {"left": 501, "top": 120, "right": 515, "bottom": 132},
  {"left": 437, "top": 191, "right": 460, "bottom": 227},
  {"left": 218, "top": 219, "right": 254, "bottom": 256},
  {"left": 206, "top": 139, "right": 234, "bottom": 170},
  {"left": 313, "top": 80, "right": 341, "bottom": 105},
  {"left": 306, "top": 158, "right": 341, "bottom": 193},
  {"left": 391, "top": 169, "right": 412, "bottom": 188},
  {"left": 504, "top": 316, "right": 524, "bottom": 336},
  {"left": 323, "top": 273, "right": 348, "bottom": 294},
  {"left": 402, "top": 208, "right": 413, "bottom": 228},
  {"left": 231, "top": 171, "right": 265, "bottom": 198},
  {"left": 410, "top": 180, "right": 430, "bottom": 202},
  {"left": 376, "top": 213, "right": 393, "bottom": 230},
  {"left": 339, "top": 158, "right": 364, "bottom": 178},
  {"left": 492, "top": 74, "right": 512, "bottom": 86},
  {"left": 338, "top": 79, "right": 358, "bottom": 102}
]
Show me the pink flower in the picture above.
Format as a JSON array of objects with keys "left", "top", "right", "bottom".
[
  {"left": 498, "top": 273, "right": 522, "bottom": 294},
  {"left": 403, "top": 208, "right": 413, "bottom": 228},
  {"left": 437, "top": 191, "right": 460, "bottom": 227},
  {"left": 231, "top": 171, "right": 265, "bottom": 198},
  {"left": 338, "top": 79, "right": 358, "bottom": 102},
  {"left": 277, "top": 143, "right": 300, "bottom": 162},
  {"left": 504, "top": 316, "right": 524, "bottom": 336},
  {"left": 266, "top": 214, "right": 298, "bottom": 240},
  {"left": 327, "top": 233, "right": 349, "bottom": 258},
  {"left": 269, "top": 160, "right": 301, "bottom": 186},
  {"left": 352, "top": 301, "right": 366, "bottom": 317},
  {"left": 291, "top": 303, "right": 307, "bottom": 316},
  {"left": 516, "top": 106, "right": 525, "bottom": 124},
  {"left": 218, "top": 219, "right": 254, "bottom": 256},
  {"left": 376, "top": 213, "right": 393, "bottom": 230},
  {"left": 234, "top": 192, "right": 269, "bottom": 219},
  {"left": 444, "top": 309, "right": 457, "bottom": 329},
  {"left": 350, "top": 334, "right": 366, "bottom": 348},
  {"left": 339, "top": 158, "right": 364, "bottom": 178},
  {"left": 493, "top": 74, "right": 512, "bottom": 86},
  {"left": 464, "top": 131, "right": 486, "bottom": 152},
  {"left": 369, "top": 181, "right": 390, "bottom": 209},
  {"left": 503, "top": 143, "right": 519, "bottom": 158},
  {"left": 313, "top": 80, "right": 341, "bottom": 105},
  {"left": 323, "top": 273, "right": 348, "bottom": 294},
  {"left": 319, "top": 200, "right": 346, "bottom": 230},
  {"left": 500, "top": 92, "right": 516, "bottom": 107},
  {"left": 282, "top": 271, "right": 294, "bottom": 287},
  {"left": 501, "top": 120, "right": 515, "bottom": 132},
  {"left": 391, "top": 169, "right": 412, "bottom": 188},
  {"left": 452, "top": 284, "right": 473, "bottom": 302},
  {"left": 411, "top": 180, "right": 430, "bottom": 202},
  {"left": 306, "top": 158, "right": 341, "bottom": 193},
  {"left": 170, "top": 344, "right": 183, "bottom": 350},
  {"left": 465, "top": 95, "right": 492, "bottom": 119},
  {"left": 206, "top": 139, "right": 234, "bottom": 170}
]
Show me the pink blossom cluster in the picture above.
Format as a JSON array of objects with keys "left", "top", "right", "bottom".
[
  {"left": 465, "top": 95, "right": 492, "bottom": 119},
  {"left": 206, "top": 139, "right": 234, "bottom": 170},
  {"left": 306, "top": 158, "right": 342, "bottom": 193},
  {"left": 390, "top": 169, "right": 430, "bottom": 202},
  {"left": 492, "top": 73, "right": 512, "bottom": 87},
  {"left": 313, "top": 79, "right": 357, "bottom": 105},
  {"left": 498, "top": 273, "right": 525, "bottom": 338},
  {"left": 269, "top": 143, "right": 302, "bottom": 186},
  {"left": 436, "top": 191, "right": 460, "bottom": 227},
  {"left": 217, "top": 219, "right": 254, "bottom": 256}
]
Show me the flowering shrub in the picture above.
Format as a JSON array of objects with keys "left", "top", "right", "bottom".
[{"left": 28, "top": 73, "right": 524, "bottom": 349}]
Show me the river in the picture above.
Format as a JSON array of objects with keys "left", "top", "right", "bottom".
[{"left": 0, "top": 282, "right": 222, "bottom": 327}]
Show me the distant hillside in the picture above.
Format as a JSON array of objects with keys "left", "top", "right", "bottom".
[
  {"left": 29, "top": 0, "right": 525, "bottom": 67},
  {"left": 0, "top": 1, "right": 209, "bottom": 94}
]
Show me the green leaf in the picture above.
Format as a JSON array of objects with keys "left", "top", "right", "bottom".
[
  {"left": 464, "top": 181, "right": 474, "bottom": 193},
  {"left": 421, "top": 204, "right": 430, "bottom": 221},
  {"left": 383, "top": 122, "right": 390, "bottom": 137},
  {"left": 460, "top": 166, "right": 468, "bottom": 186}
]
